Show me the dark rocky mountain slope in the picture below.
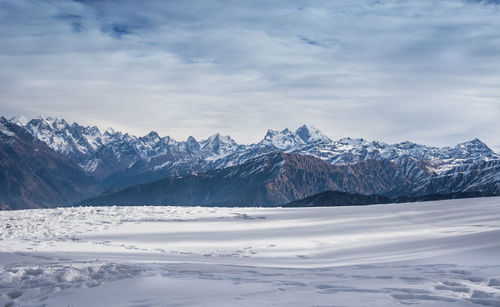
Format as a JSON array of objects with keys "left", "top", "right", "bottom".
[
  {"left": 82, "top": 153, "right": 427, "bottom": 206},
  {"left": 0, "top": 117, "right": 99, "bottom": 209}
]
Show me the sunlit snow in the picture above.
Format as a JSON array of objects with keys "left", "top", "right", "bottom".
[{"left": 1, "top": 197, "right": 499, "bottom": 306}]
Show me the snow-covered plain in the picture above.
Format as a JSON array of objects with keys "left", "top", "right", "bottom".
[{"left": 1, "top": 197, "right": 500, "bottom": 306}]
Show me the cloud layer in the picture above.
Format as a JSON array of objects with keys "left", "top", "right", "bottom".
[{"left": 0, "top": 0, "right": 499, "bottom": 150}]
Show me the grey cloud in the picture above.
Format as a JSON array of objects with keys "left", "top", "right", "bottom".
[{"left": 0, "top": 0, "right": 499, "bottom": 151}]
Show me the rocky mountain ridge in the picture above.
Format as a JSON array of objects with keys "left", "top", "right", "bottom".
[
  {"left": 0, "top": 117, "right": 99, "bottom": 209},
  {"left": 11, "top": 116, "right": 498, "bottom": 183},
  {"left": 82, "top": 152, "right": 412, "bottom": 206},
  {"left": 1, "top": 115, "right": 498, "bottom": 209}
]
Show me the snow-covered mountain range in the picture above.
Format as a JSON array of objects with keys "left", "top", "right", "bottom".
[
  {"left": 1, "top": 115, "right": 499, "bottom": 208},
  {"left": 12, "top": 115, "right": 498, "bottom": 176}
]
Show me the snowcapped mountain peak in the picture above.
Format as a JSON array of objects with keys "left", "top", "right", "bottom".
[
  {"left": 31, "top": 115, "right": 69, "bottom": 130},
  {"left": 105, "top": 127, "right": 116, "bottom": 135},
  {"left": 338, "top": 137, "right": 366, "bottom": 146},
  {"left": 0, "top": 117, "right": 16, "bottom": 137},
  {"left": 259, "top": 125, "right": 330, "bottom": 150},
  {"left": 142, "top": 131, "right": 160, "bottom": 141},
  {"left": 450, "top": 138, "right": 494, "bottom": 159},
  {"left": 396, "top": 141, "right": 419, "bottom": 148},
  {"left": 264, "top": 129, "right": 279, "bottom": 138},
  {"left": 209, "top": 132, "right": 223, "bottom": 140},
  {"left": 161, "top": 135, "right": 177, "bottom": 145},
  {"left": 103, "top": 128, "right": 126, "bottom": 142},
  {"left": 200, "top": 133, "right": 238, "bottom": 158},
  {"left": 185, "top": 136, "right": 200, "bottom": 150},
  {"left": 260, "top": 128, "right": 304, "bottom": 150},
  {"left": 32, "top": 116, "right": 50, "bottom": 127},
  {"left": 9, "top": 115, "right": 28, "bottom": 126},
  {"left": 295, "top": 124, "right": 330, "bottom": 143},
  {"left": 457, "top": 138, "right": 489, "bottom": 148},
  {"left": 187, "top": 135, "right": 198, "bottom": 143},
  {"left": 24, "top": 116, "right": 83, "bottom": 156},
  {"left": 52, "top": 117, "right": 69, "bottom": 130},
  {"left": 40, "top": 115, "right": 66, "bottom": 127},
  {"left": 36, "top": 114, "right": 47, "bottom": 121},
  {"left": 87, "top": 126, "right": 100, "bottom": 136},
  {"left": 204, "top": 133, "right": 237, "bottom": 146}
]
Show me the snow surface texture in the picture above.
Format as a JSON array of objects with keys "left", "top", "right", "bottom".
[{"left": 1, "top": 197, "right": 500, "bottom": 306}]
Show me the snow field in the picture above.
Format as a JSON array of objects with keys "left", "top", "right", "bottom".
[{"left": 1, "top": 197, "right": 500, "bottom": 306}]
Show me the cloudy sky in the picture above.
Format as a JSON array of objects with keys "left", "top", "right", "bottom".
[{"left": 0, "top": 0, "right": 499, "bottom": 150}]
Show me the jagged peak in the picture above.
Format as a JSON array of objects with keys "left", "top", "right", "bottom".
[
  {"left": 338, "top": 137, "right": 366, "bottom": 145},
  {"left": 87, "top": 125, "right": 101, "bottom": 135},
  {"left": 104, "top": 127, "right": 116, "bottom": 135},
  {"left": 259, "top": 127, "right": 306, "bottom": 150},
  {"left": 263, "top": 128, "right": 296, "bottom": 139},
  {"left": 103, "top": 127, "right": 123, "bottom": 139},
  {"left": 184, "top": 136, "right": 200, "bottom": 150},
  {"left": 161, "top": 135, "right": 175, "bottom": 143},
  {"left": 143, "top": 131, "right": 160, "bottom": 139},
  {"left": 31, "top": 115, "right": 69, "bottom": 129},
  {"left": 397, "top": 140, "right": 417, "bottom": 146},
  {"left": 51, "top": 117, "right": 69, "bottom": 130},
  {"left": 200, "top": 133, "right": 238, "bottom": 157},
  {"left": 264, "top": 129, "right": 279, "bottom": 138},
  {"left": 31, "top": 115, "right": 50, "bottom": 126},
  {"left": 204, "top": 133, "right": 237, "bottom": 145},
  {"left": 9, "top": 115, "right": 28, "bottom": 126},
  {"left": 295, "top": 124, "right": 329, "bottom": 143},
  {"left": 186, "top": 135, "right": 198, "bottom": 144},
  {"left": 206, "top": 132, "right": 222, "bottom": 141},
  {"left": 71, "top": 122, "right": 101, "bottom": 134},
  {"left": 296, "top": 124, "right": 312, "bottom": 131},
  {"left": 370, "top": 140, "right": 385, "bottom": 146},
  {"left": 458, "top": 138, "right": 486, "bottom": 146},
  {"left": 0, "top": 119, "right": 16, "bottom": 137},
  {"left": 454, "top": 138, "right": 492, "bottom": 154}
]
